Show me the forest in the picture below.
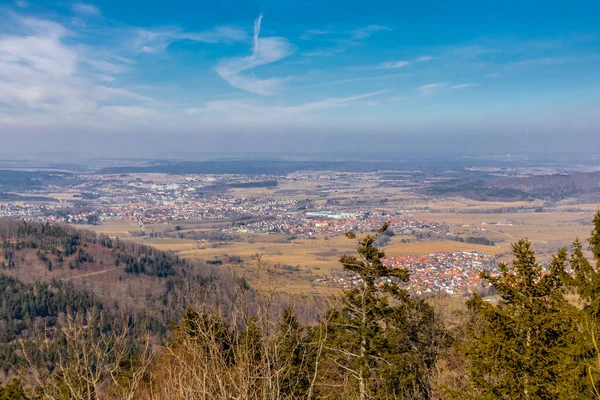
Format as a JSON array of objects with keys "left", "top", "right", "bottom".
[{"left": 2, "top": 213, "right": 600, "bottom": 399}]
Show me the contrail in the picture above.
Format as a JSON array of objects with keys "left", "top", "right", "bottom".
[
  {"left": 253, "top": 13, "right": 263, "bottom": 56},
  {"left": 251, "top": 13, "right": 263, "bottom": 77}
]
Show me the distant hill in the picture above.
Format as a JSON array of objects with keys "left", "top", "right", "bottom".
[
  {"left": 0, "top": 170, "right": 73, "bottom": 192},
  {"left": 423, "top": 171, "right": 600, "bottom": 202}
]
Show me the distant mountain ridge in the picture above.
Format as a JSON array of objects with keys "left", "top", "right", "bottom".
[{"left": 423, "top": 171, "right": 600, "bottom": 202}]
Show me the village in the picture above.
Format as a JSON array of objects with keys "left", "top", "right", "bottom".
[
  {"left": 224, "top": 211, "right": 447, "bottom": 237},
  {"left": 319, "top": 251, "right": 498, "bottom": 296}
]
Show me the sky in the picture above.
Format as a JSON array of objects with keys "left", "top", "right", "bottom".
[{"left": 0, "top": 0, "right": 599, "bottom": 158}]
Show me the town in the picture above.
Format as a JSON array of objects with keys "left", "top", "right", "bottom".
[{"left": 0, "top": 172, "right": 448, "bottom": 239}]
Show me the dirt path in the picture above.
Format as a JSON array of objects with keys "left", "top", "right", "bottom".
[{"left": 66, "top": 267, "right": 119, "bottom": 280}]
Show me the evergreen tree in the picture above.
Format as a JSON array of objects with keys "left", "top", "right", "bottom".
[
  {"left": 275, "top": 306, "right": 313, "bottom": 398},
  {"left": 565, "top": 211, "right": 600, "bottom": 394},
  {"left": 590, "top": 211, "right": 600, "bottom": 261},
  {"left": 323, "top": 223, "right": 448, "bottom": 399},
  {"left": 465, "top": 240, "right": 585, "bottom": 399},
  {"left": 568, "top": 212, "right": 600, "bottom": 315}
]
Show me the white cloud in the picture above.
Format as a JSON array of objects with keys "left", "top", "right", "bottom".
[
  {"left": 299, "top": 24, "right": 392, "bottom": 60},
  {"left": 351, "top": 25, "right": 392, "bottom": 40},
  {"left": 416, "top": 82, "right": 480, "bottom": 96},
  {"left": 185, "top": 100, "right": 295, "bottom": 126},
  {"left": 377, "top": 60, "right": 410, "bottom": 69},
  {"left": 0, "top": 14, "right": 156, "bottom": 124},
  {"left": 291, "top": 90, "right": 387, "bottom": 112},
  {"left": 71, "top": 3, "right": 100, "bottom": 16},
  {"left": 71, "top": 18, "right": 87, "bottom": 28},
  {"left": 301, "top": 25, "right": 390, "bottom": 42},
  {"left": 416, "top": 83, "right": 448, "bottom": 96},
  {"left": 179, "top": 25, "right": 247, "bottom": 44},
  {"left": 185, "top": 90, "right": 387, "bottom": 123},
  {"left": 302, "top": 48, "right": 343, "bottom": 57},
  {"left": 131, "top": 25, "right": 247, "bottom": 54},
  {"left": 215, "top": 14, "right": 293, "bottom": 95},
  {"left": 416, "top": 55, "right": 432, "bottom": 62},
  {"left": 91, "top": 85, "right": 156, "bottom": 103},
  {"left": 449, "top": 83, "right": 480, "bottom": 90},
  {"left": 80, "top": 56, "right": 129, "bottom": 74}
]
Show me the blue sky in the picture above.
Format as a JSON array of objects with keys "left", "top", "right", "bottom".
[{"left": 1, "top": 0, "right": 599, "bottom": 156}]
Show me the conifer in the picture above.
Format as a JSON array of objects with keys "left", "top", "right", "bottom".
[
  {"left": 323, "top": 223, "right": 447, "bottom": 399},
  {"left": 465, "top": 240, "right": 582, "bottom": 399}
]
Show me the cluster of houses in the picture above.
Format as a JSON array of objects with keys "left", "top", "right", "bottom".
[
  {"left": 95, "top": 196, "right": 298, "bottom": 224},
  {"left": 0, "top": 203, "right": 60, "bottom": 220},
  {"left": 387, "top": 252, "right": 497, "bottom": 295},
  {"left": 226, "top": 210, "right": 447, "bottom": 238},
  {"left": 319, "top": 251, "right": 497, "bottom": 295}
]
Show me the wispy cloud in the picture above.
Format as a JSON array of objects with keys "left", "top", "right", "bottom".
[
  {"left": 351, "top": 25, "right": 392, "bottom": 40},
  {"left": 299, "top": 24, "right": 393, "bottom": 58},
  {"left": 302, "top": 48, "right": 343, "bottom": 57},
  {"left": 416, "top": 82, "right": 480, "bottom": 96},
  {"left": 91, "top": 85, "right": 156, "bottom": 103},
  {"left": 215, "top": 14, "right": 293, "bottom": 95},
  {"left": 299, "top": 73, "right": 410, "bottom": 89},
  {"left": 291, "top": 90, "right": 388, "bottom": 112},
  {"left": 505, "top": 56, "right": 571, "bottom": 69},
  {"left": 353, "top": 54, "right": 432, "bottom": 71},
  {"left": 71, "top": 3, "right": 100, "bottom": 16},
  {"left": 131, "top": 25, "right": 247, "bottom": 54},
  {"left": 0, "top": 14, "right": 156, "bottom": 125},
  {"left": 300, "top": 29, "right": 331, "bottom": 41},
  {"left": 185, "top": 90, "right": 387, "bottom": 124},
  {"left": 302, "top": 24, "right": 392, "bottom": 42},
  {"left": 377, "top": 60, "right": 410, "bottom": 69},
  {"left": 416, "top": 83, "right": 448, "bottom": 96},
  {"left": 449, "top": 83, "right": 480, "bottom": 90},
  {"left": 439, "top": 35, "right": 598, "bottom": 78}
]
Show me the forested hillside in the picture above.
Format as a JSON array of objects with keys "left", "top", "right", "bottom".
[
  {"left": 0, "top": 219, "right": 237, "bottom": 382},
  {"left": 423, "top": 171, "right": 600, "bottom": 202},
  {"left": 0, "top": 219, "right": 230, "bottom": 308},
  {"left": 3, "top": 214, "right": 600, "bottom": 398}
]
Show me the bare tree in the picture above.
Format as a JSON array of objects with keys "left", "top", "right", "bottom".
[{"left": 20, "top": 311, "right": 153, "bottom": 400}]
